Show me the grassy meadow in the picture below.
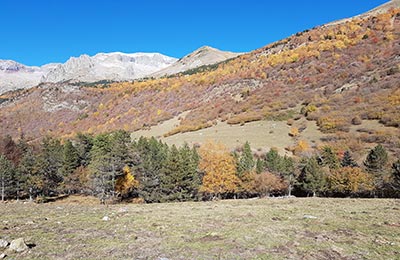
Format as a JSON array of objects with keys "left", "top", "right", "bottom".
[{"left": 1, "top": 197, "right": 400, "bottom": 259}]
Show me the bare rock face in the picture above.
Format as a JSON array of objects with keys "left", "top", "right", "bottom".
[
  {"left": 9, "top": 238, "right": 29, "bottom": 252},
  {"left": 0, "top": 60, "right": 46, "bottom": 94},
  {"left": 42, "top": 52, "right": 177, "bottom": 83},
  {"left": 0, "top": 52, "right": 177, "bottom": 95}
]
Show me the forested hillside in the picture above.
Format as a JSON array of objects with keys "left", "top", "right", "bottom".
[
  {"left": 0, "top": 4, "right": 399, "bottom": 202},
  {"left": 0, "top": 6, "right": 399, "bottom": 156}
]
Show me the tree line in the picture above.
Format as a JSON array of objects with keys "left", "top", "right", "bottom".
[{"left": 0, "top": 131, "right": 399, "bottom": 202}]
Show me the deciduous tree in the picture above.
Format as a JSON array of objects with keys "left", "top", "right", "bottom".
[{"left": 199, "top": 141, "right": 240, "bottom": 199}]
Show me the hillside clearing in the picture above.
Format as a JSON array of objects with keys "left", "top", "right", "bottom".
[{"left": 1, "top": 198, "right": 399, "bottom": 259}]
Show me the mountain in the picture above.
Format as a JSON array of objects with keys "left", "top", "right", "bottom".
[
  {"left": 152, "top": 46, "right": 241, "bottom": 77},
  {"left": 42, "top": 52, "right": 177, "bottom": 83},
  {"left": 0, "top": 47, "right": 238, "bottom": 94},
  {"left": 0, "top": 1, "right": 399, "bottom": 158},
  {"left": 0, "top": 52, "right": 177, "bottom": 95},
  {"left": 0, "top": 60, "right": 55, "bottom": 94}
]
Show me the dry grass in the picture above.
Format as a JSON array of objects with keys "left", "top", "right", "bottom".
[
  {"left": 1, "top": 197, "right": 400, "bottom": 259},
  {"left": 131, "top": 115, "right": 322, "bottom": 155}
]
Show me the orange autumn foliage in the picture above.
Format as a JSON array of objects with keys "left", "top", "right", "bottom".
[
  {"left": 115, "top": 166, "right": 139, "bottom": 196},
  {"left": 198, "top": 141, "right": 240, "bottom": 197},
  {"left": 328, "top": 167, "right": 374, "bottom": 195}
]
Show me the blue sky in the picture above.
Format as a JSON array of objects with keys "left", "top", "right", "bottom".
[{"left": 0, "top": 0, "right": 388, "bottom": 66}]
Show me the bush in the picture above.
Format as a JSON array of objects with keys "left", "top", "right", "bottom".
[{"left": 351, "top": 116, "right": 362, "bottom": 125}]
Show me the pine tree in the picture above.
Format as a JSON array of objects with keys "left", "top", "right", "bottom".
[
  {"left": 298, "top": 157, "right": 326, "bottom": 197},
  {"left": 35, "top": 137, "right": 63, "bottom": 196},
  {"left": 61, "top": 140, "right": 80, "bottom": 177},
  {"left": 162, "top": 145, "right": 187, "bottom": 201},
  {"left": 255, "top": 158, "right": 264, "bottom": 174},
  {"left": 364, "top": 145, "right": 388, "bottom": 174},
  {"left": 75, "top": 133, "right": 93, "bottom": 167},
  {"left": 17, "top": 147, "right": 37, "bottom": 200},
  {"left": 89, "top": 131, "right": 133, "bottom": 202},
  {"left": 89, "top": 133, "right": 114, "bottom": 202},
  {"left": 265, "top": 148, "right": 281, "bottom": 173},
  {"left": 0, "top": 155, "right": 14, "bottom": 201},
  {"left": 364, "top": 144, "right": 388, "bottom": 193},
  {"left": 320, "top": 146, "right": 340, "bottom": 169},
  {"left": 235, "top": 142, "right": 256, "bottom": 197},
  {"left": 281, "top": 156, "right": 296, "bottom": 196},
  {"left": 133, "top": 137, "right": 168, "bottom": 202},
  {"left": 237, "top": 142, "right": 255, "bottom": 178},
  {"left": 161, "top": 143, "right": 201, "bottom": 201},
  {"left": 341, "top": 150, "right": 358, "bottom": 167}
]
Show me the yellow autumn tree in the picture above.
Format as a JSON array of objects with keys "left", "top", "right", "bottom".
[
  {"left": 199, "top": 141, "right": 241, "bottom": 199},
  {"left": 115, "top": 166, "right": 139, "bottom": 197},
  {"left": 328, "top": 167, "right": 374, "bottom": 196}
]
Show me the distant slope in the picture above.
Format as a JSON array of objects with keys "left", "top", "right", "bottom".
[
  {"left": 42, "top": 52, "right": 177, "bottom": 83},
  {"left": 327, "top": 0, "right": 400, "bottom": 26},
  {"left": 152, "top": 46, "right": 241, "bottom": 77},
  {"left": 0, "top": 52, "right": 177, "bottom": 95},
  {"left": 0, "top": 60, "right": 58, "bottom": 95}
]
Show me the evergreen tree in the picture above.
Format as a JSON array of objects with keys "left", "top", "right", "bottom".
[
  {"left": 341, "top": 150, "right": 358, "bottom": 168},
  {"left": 320, "top": 146, "right": 340, "bottom": 169},
  {"left": 255, "top": 158, "right": 264, "bottom": 174},
  {"left": 265, "top": 148, "right": 281, "bottom": 173},
  {"left": 162, "top": 145, "right": 186, "bottom": 201},
  {"left": 90, "top": 131, "right": 133, "bottom": 202},
  {"left": 364, "top": 144, "right": 388, "bottom": 174},
  {"left": 298, "top": 157, "right": 326, "bottom": 197},
  {"left": 109, "top": 130, "right": 133, "bottom": 168},
  {"left": 75, "top": 133, "right": 93, "bottom": 167},
  {"left": 237, "top": 142, "right": 255, "bottom": 178},
  {"left": 163, "top": 143, "right": 201, "bottom": 201},
  {"left": 35, "top": 137, "right": 63, "bottom": 196},
  {"left": 134, "top": 137, "right": 168, "bottom": 202},
  {"left": 61, "top": 140, "right": 80, "bottom": 177},
  {"left": 235, "top": 142, "right": 256, "bottom": 196},
  {"left": 280, "top": 156, "right": 296, "bottom": 196},
  {"left": 364, "top": 144, "right": 389, "bottom": 194},
  {"left": 0, "top": 155, "right": 15, "bottom": 201},
  {"left": 17, "top": 146, "right": 37, "bottom": 200},
  {"left": 89, "top": 133, "right": 114, "bottom": 201}
]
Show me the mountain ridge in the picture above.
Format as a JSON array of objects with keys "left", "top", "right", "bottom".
[
  {"left": 151, "top": 46, "right": 242, "bottom": 77},
  {"left": 0, "top": 46, "right": 240, "bottom": 94}
]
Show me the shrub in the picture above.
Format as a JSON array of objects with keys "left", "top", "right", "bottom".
[{"left": 351, "top": 116, "right": 362, "bottom": 125}]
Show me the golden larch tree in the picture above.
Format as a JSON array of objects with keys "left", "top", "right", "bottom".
[
  {"left": 199, "top": 141, "right": 240, "bottom": 198},
  {"left": 115, "top": 166, "right": 139, "bottom": 197}
]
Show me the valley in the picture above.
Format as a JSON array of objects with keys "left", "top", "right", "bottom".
[{"left": 1, "top": 1, "right": 400, "bottom": 259}]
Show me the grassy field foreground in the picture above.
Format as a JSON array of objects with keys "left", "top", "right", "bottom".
[{"left": 1, "top": 197, "right": 400, "bottom": 259}]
